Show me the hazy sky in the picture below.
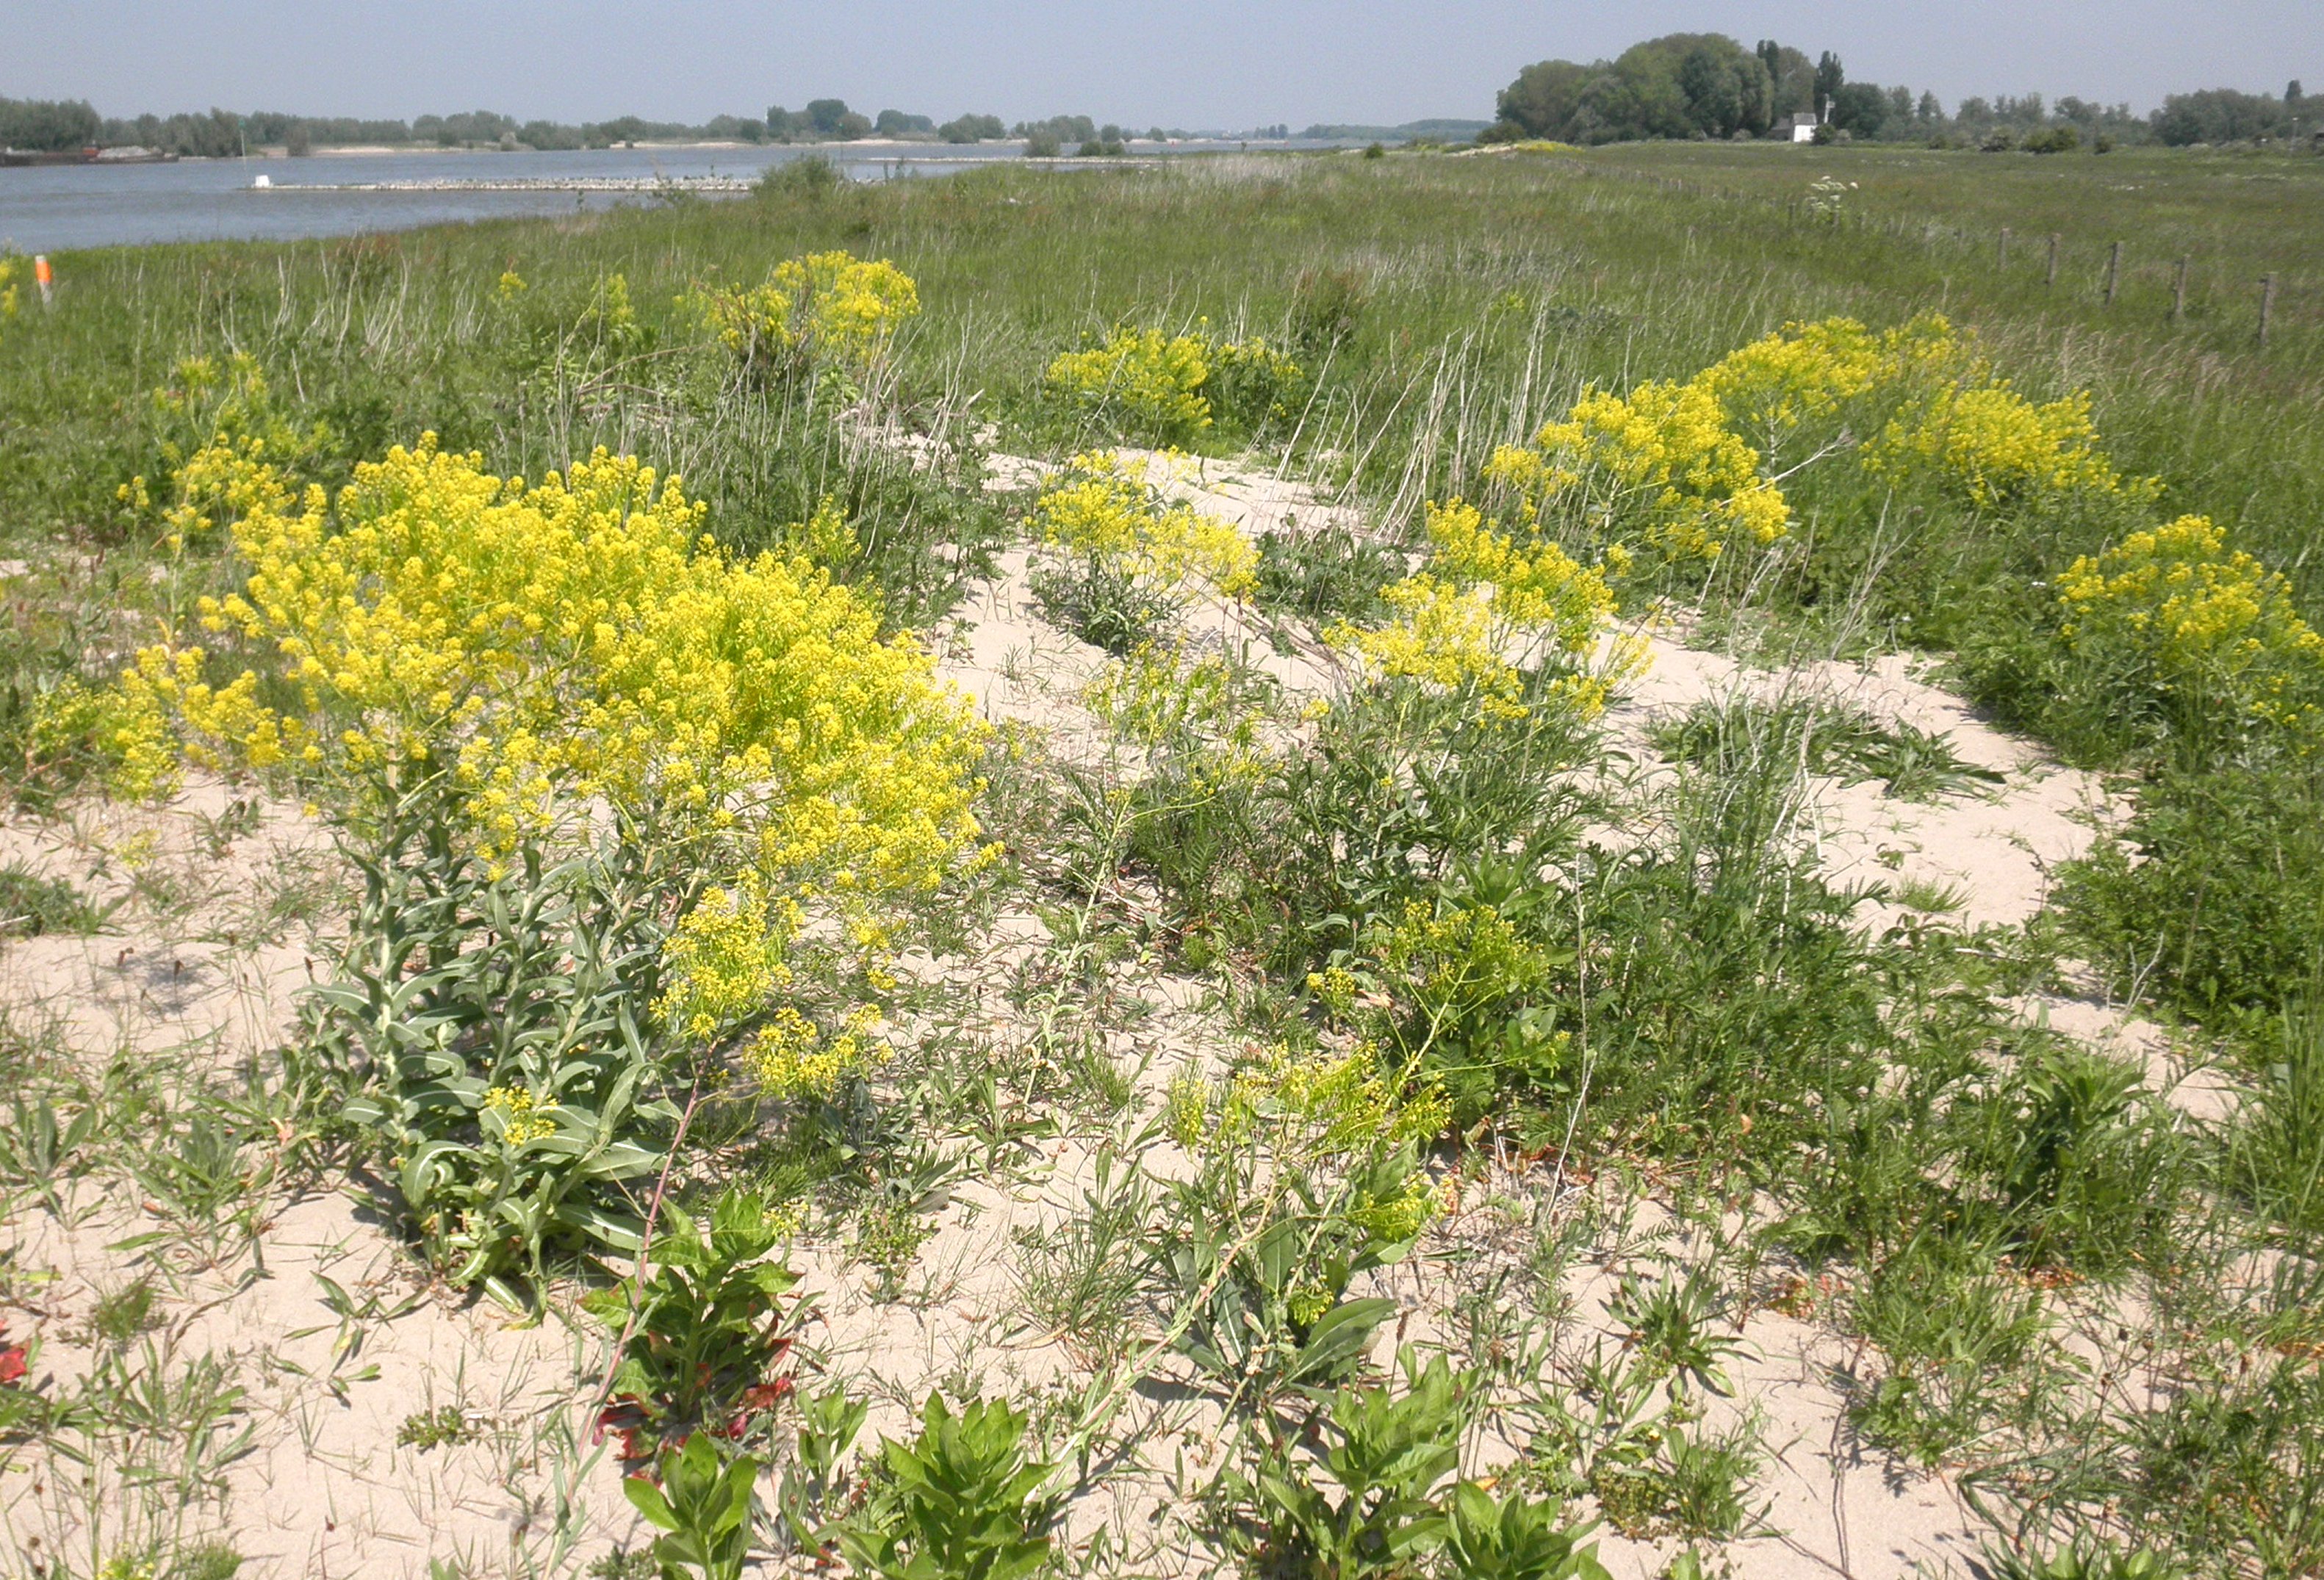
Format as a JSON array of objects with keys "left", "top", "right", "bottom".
[{"left": 6, "top": 1, "right": 2314, "bottom": 130}]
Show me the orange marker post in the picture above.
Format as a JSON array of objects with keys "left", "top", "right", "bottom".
[{"left": 32, "top": 256, "right": 52, "bottom": 309}]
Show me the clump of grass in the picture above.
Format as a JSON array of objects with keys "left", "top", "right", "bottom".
[
  {"left": 1652, "top": 695, "right": 2004, "bottom": 801},
  {"left": 89, "top": 1277, "right": 159, "bottom": 1344},
  {"left": 0, "top": 862, "right": 107, "bottom": 938}
]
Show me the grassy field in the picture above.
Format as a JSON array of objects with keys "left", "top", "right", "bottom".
[{"left": 1, "top": 144, "right": 2322, "bottom": 1580}]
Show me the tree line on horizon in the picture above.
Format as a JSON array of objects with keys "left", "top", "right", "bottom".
[
  {"left": 7, "top": 50, "right": 2312, "bottom": 161},
  {"left": 1486, "top": 35, "right": 2314, "bottom": 150},
  {"left": 0, "top": 96, "right": 1187, "bottom": 157}
]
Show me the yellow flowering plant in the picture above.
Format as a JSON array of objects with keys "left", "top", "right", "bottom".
[
  {"left": 128, "top": 435, "right": 984, "bottom": 917},
  {"left": 16, "top": 677, "right": 178, "bottom": 809},
  {"left": 742, "top": 1003, "right": 888, "bottom": 1103},
  {"left": 1043, "top": 322, "right": 1307, "bottom": 444},
  {"left": 2057, "top": 515, "right": 2324, "bottom": 747},
  {"left": 691, "top": 250, "right": 919, "bottom": 386},
  {"left": 1029, "top": 451, "right": 1257, "bottom": 651},
  {"left": 1489, "top": 378, "right": 1791, "bottom": 570},
  {"left": 1692, "top": 313, "right": 1964, "bottom": 461},
  {"left": 124, "top": 353, "right": 337, "bottom": 551},
  {"left": 1161, "top": 1044, "right": 1445, "bottom": 1391},
  {"left": 1325, "top": 499, "right": 1630, "bottom": 729},
  {"left": 127, "top": 432, "right": 986, "bottom": 1299},
  {"left": 1868, "top": 383, "right": 2151, "bottom": 508}
]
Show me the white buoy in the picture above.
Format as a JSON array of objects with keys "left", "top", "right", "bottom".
[{"left": 253, "top": 173, "right": 272, "bottom": 189}]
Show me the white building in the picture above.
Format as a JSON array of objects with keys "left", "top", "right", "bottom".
[{"left": 1789, "top": 112, "right": 1821, "bottom": 144}]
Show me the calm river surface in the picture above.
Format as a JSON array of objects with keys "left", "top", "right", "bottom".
[{"left": 0, "top": 141, "right": 1309, "bottom": 253}]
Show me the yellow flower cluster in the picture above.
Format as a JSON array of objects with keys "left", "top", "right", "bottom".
[
  {"left": 137, "top": 353, "right": 334, "bottom": 550},
  {"left": 2058, "top": 515, "right": 2324, "bottom": 737},
  {"left": 24, "top": 677, "right": 179, "bottom": 801},
  {"left": 1328, "top": 574, "right": 1527, "bottom": 713},
  {"left": 481, "top": 1086, "right": 558, "bottom": 1144},
  {"left": 1087, "top": 637, "right": 1261, "bottom": 748},
  {"left": 1328, "top": 500, "right": 1629, "bottom": 724},
  {"left": 1868, "top": 383, "right": 2145, "bottom": 507},
  {"left": 1174, "top": 1043, "right": 1450, "bottom": 1164},
  {"left": 1420, "top": 497, "right": 1619, "bottom": 646},
  {"left": 1032, "top": 451, "right": 1257, "bottom": 605},
  {"left": 655, "top": 882, "right": 798, "bottom": 1042},
  {"left": 1376, "top": 899, "right": 1553, "bottom": 1013},
  {"left": 0, "top": 259, "right": 18, "bottom": 324},
  {"left": 1495, "top": 378, "right": 1791, "bottom": 563},
  {"left": 1046, "top": 326, "right": 1214, "bottom": 439},
  {"left": 743, "top": 1004, "right": 885, "bottom": 1100},
  {"left": 126, "top": 433, "right": 986, "bottom": 930},
  {"left": 694, "top": 250, "right": 920, "bottom": 377},
  {"left": 1043, "top": 323, "right": 1306, "bottom": 441},
  {"left": 1693, "top": 314, "right": 1963, "bottom": 454},
  {"left": 580, "top": 273, "right": 641, "bottom": 350}
]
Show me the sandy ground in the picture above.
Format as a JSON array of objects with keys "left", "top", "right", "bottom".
[{"left": 0, "top": 447, "right": 2218, "bottom": 1579}]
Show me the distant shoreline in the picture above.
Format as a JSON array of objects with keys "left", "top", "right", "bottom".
[{"left": 172, "top": 134, "right": 1279, "bottom": 162}]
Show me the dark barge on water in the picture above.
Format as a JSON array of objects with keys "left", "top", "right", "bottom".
[{"left": 0, "top": 146, "right": 179, "bottom": 167}]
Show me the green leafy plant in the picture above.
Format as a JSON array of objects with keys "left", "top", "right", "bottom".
[
  {"left": 0, "top": 861, "right": 107, "bottom": 937},
  {"left": 1011, "top": 1147, "right": 1153, "bottom": 1366},
  {"left": 838, "top": 1393, "right": 1057, "bottom": 1580},
  {"left": 311, "top": 790, "right": 680, "bottom": 1305},
  {"left": 624, "top": 1435, "right": 760, "bottom": 1580},
  {"left": 396, "top": 1404, "right": 472, "bottom": 1451},
  {"left": 1159, "top": 1055, "right": 1439, "bottom": 1403},
  {"left": 2228, "top": 1000, "right": 2324, "bottom": 1244},
  {"left": 1976, "top": 1538, "right": 2182, "bottom": 1579},
  {"left": 1227, "top": 1351, "right": 1466, "bottom": 1575},
  {"left": 1251, "top": 526, "right": 1403, "bottom": 628},
  {"left": 586, "top": 1186, "right": 803, "bottom": 1460},
  {"left": 90, "top": 1277, "right": 159, "bottom": 1344},
  {"left": 773, "top": 1385, "right": 869, "bottom": 1553},
  {"left": 1651, "top": 696, "right": 2003, "bottom": 803},
  {"left": 1442, "top": 1482, "right": 1611, "bottom": 1580}
]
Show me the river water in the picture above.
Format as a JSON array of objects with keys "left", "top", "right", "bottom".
[{"left": 0, "top": 140, "right": 1309, "bottom": 254}]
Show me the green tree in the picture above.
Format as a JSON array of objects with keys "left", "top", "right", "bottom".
[
  {"left": 1494, "top": 59, "right": 1594, "bottom": 139},
  {"left": 0, "top": 95, "right": 103, "bottom": 151},
  {"left": 1497, "top": 35, "right": 1780, "bottom": 143},
  {"left": 1760, "top": 43, "right": 1816, "bottom": 118},
  {"left": 1813, "top": 51, "right": 1846, "bottom": 118},
  {"left": 2151, "top": 87, "right": 2291, "bottom": 144},
  {"left": 1830, "top": 82, "right": 1891, "bottom": 138}
]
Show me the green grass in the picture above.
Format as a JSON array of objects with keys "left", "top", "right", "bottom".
[
  {"left": 0, "top": 860, "right": 107, "bottom": 937},
  {"left": 5, "top": 145, "right": 2317, "bottom": 577}
]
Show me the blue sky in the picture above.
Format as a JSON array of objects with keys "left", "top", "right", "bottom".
[{"left": 7, "top": 1, "right": 2313, "bottom": 129}]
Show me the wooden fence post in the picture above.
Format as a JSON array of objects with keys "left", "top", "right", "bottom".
[
  {"left": 2173, "top": 256, "right": 2190, "bottom": 322},
  {"left": 2104, "top": 241, "right": 2123, "bottom": 306},
  {"left": 1999, "top": 226, "right": 2011, "bottom": 270},
  {"left": 2259, "top": 273, "right": 2278, "bottom": 348},
  {"left": 2046, "top": 234, "right": 2060, "bottom": 286}
]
